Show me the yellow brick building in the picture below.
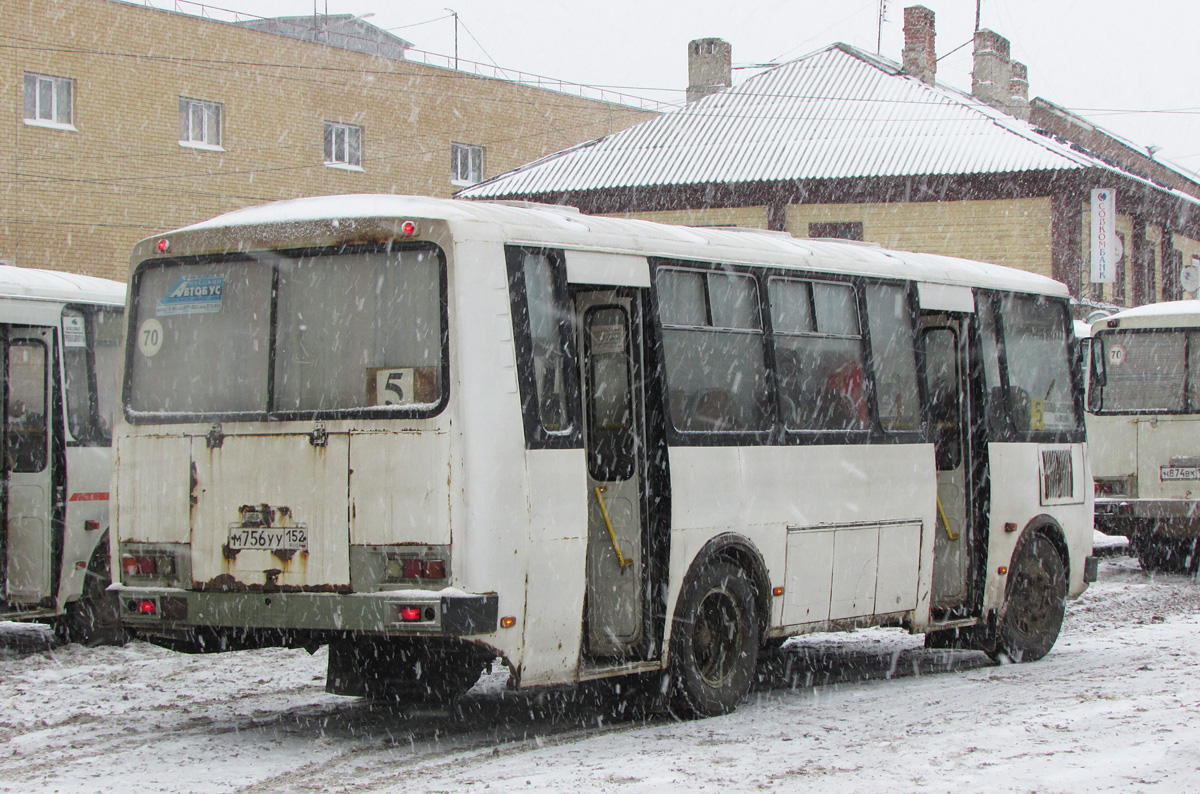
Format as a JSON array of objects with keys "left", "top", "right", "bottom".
[{"left": 1, "top": 0, "right": 654, "bottom": 280}]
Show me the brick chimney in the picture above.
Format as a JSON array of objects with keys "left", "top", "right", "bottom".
[
  {"left": 901, "top": 6, "right": 936, "bottom": 84},
  {"left": 1009, "top": 61, "right": 1031, "bottom": 120},
  {"left": 972, "top": 29, "right": 1013, "bottom": 110},
  {"left": 687, "top": 38, "right": 732, "bottom": 103}
]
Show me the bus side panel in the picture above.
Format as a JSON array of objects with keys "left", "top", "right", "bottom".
[
  {"left": 1087, "top": 414, "right": 1137, "bottom": 482},
  {"left": 664, "top": 444, "right": 937, "bottom": 636},
  {"left": 57, "top": 446, "right": 114, "bottom": 605},
  {"left": 448, "top": 238, "right": 537, "bottom": 674},
  {"left": 984, "top": 442, "right": 1091, "bottom": 610},
  {"left": 518, "top": 449, "right": 588, "bottom": 687}
]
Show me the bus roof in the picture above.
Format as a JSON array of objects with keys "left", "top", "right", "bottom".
[
  {"left": 1091, "top": 300, "right": 1200, "bottom": 332},
  {"left": 157, "top": 194, "right": 1069, "bottom": 298},
  {"left": 0, "top": 266, "right": 126, "bottom": 306}
]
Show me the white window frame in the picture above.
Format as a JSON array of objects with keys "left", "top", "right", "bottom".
[
  {"left": 23, "top": 73, "right": 75, "bottom": 130},
  {"left": 451, "top": 142, "right": 484, "bottom": 186},
  {"left": 324, "top": 122, "right": 363, "bottom": 171},
  {"left": 178, "top": 97, "right": 223, "bottom": 151}
]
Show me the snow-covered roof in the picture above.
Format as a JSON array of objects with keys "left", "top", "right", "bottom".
[
  {"left": 157, "top": 194, "right": 1068, "bottom": 298},
  {"left": 1092, "top": 299, "right": 1200, "bottom": 331},
  {"left": 456, "top": 44, "right": 1199, "bottom": 204},
  {"left": 0, "top": 266, "right": 126, "bottom": 305}
]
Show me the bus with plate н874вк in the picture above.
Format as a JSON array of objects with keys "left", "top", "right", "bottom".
[
  {"left": 1088, "top": 300, "right": 1200, "bottom": 574},
  {"left": 0, "top": 266, "right": 125, "bottom": 643},
  {"left": 114, "top": 195, "right": 1095, "bottom": 717}
]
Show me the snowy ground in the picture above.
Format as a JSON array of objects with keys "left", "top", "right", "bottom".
[{"left": 1, "top": 550, "right": 1197, "bottom": 794}]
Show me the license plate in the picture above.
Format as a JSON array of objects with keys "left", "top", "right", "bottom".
[
  {"left": 1161, "top": 467, "right": 1200, "bottom": 481},
  {"left": 227, "top": 526, "right": 308, "bottom": 551}
]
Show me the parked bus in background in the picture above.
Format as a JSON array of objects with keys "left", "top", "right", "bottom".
[
  {"left": 1088, "top": 301, "right": 1200, "bottom": 574},
  {"left": 114, "top": 196, "right": 1095, "bottom": 716},
  {"left": 0, "top": 266, "right": 126, "bottom": 642}
]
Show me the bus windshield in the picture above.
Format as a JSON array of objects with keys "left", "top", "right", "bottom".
[
  {"left": 1094, "top": 329, "right": 1198, "bottom": 413},
  {"left": 127, "top": 245, "right": 445, "bottom": 418}
]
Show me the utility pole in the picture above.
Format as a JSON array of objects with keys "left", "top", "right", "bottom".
[
  {"left": 876, "top": 0, "right": 887, "bottom": 54},
  {"left": 446, "top": 8, "right": 459, "bottom": 70},
  {"left": 976, "top": 0, "right": 982, "bottom": 32}
]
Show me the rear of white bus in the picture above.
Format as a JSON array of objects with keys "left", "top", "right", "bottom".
[
  {"left": 113, "top": 214, "right": 501, "bottom": 696},
  {"left": 1089, "top": 306, "right": 1200, "bottom": 573}
]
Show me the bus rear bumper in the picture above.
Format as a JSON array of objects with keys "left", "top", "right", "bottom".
[
  {"left": 1094, "top": 498, "right": 1200, "bottom": 538},
  {"left": 112, "top": 585, "right": 499, "bottom": 637}
]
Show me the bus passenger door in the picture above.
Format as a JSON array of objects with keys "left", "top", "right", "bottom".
[
  {"left": 922, "top": 317, "right": 974, "bottom": 611},
  {"left": 2, "top": 327, "right": 56, "bottom": 607},
  {"left": 575, "top": 290, "right": 647, "bottom": 658}
]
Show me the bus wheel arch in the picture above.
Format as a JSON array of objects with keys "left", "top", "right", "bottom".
[
  {"left": 55, "top": 531, "right": 125, "bottom": 646},
  {"left": 667, "top": 535, "right": 768, "bottom": 717},
  {"left": 991, "top": 518, "right": 1069, "bottom": 664}
]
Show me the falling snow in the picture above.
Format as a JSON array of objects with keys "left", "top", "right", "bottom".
[{"left": 1, "top": 553, "right": 1196, "bottom": 794}]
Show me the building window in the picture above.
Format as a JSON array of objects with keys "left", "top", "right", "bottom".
[
  {"left": 808, "top": 222, "right": 864, "bottom": 241},
  {"left": 324, "top": 122, "right": 362, "bottom": 169},
  {"left": 451, "top": 142, "right": 484, "bottom": 185},
  {"left": 178, "top": 98, "right": 222, "bottom": 149},
  {"left": 23, "top": 73, "right": 74, "bottom": 129}
]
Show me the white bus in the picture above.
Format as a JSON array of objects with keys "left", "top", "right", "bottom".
[
  {"left": 1088, "top": 300, "right": 1200, "bottom": 573},
  {"left": 0, "top": 266, "right": 126, "bottom": 642},
  {"left": 114, "top": 196, "right": 1094, "bottom": 716}
]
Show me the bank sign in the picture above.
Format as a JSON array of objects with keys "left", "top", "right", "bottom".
[{"left": 1091, "top": 188, "right": 1116, "bottom": 284}]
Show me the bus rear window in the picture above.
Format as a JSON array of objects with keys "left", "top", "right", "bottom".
[
  {"left": 127, "top": 245, "right": 445, "bottom": 419},
  {"left": 1096, "top": 330, "right": 1189, "bottom": 413}
]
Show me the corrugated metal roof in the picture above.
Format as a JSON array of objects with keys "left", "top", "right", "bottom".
[{"left": 457, "top": 44, "right": 1173, "bottom": 200}]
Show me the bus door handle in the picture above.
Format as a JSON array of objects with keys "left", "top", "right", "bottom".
[{"left": 593, "top": 486, "right": 633, "bottom": 569}]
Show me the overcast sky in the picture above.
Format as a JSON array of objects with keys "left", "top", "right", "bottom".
[{"left": 156, "top": 1, "right": 1200, "bottom": 172}]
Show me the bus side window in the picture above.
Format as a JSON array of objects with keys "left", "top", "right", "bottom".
[
  {"left": 768, "top": 278, "right": 867, "bottom": 433},
  {"left": 7, "top": 340, "right": 48, "bottom": 473},
  {"left": 658, "top": 267, "right": 769, "bottom": 434},
  {"left": 977, "top": 293, "right": 1012, "bottom": 437},
  {"left": 865, "top": 283, "right": 920, "bottom": 433},
  {"left": 506, "top": 247, "right": 578, "bottom": 446}
]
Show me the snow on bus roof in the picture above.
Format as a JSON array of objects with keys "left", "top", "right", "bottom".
[
  {"left": 0, "top": 265, "right": 126, "bottom": 305},
  {"left": 1092, "top": 300, "right": 1200, "bottom": 332},
  {"left": 172, "top": 194, "right": 1067, "bottom": 297}
]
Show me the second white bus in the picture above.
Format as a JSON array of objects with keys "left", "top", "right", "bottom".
[
  {"left": 1, "top": 266, "right": 126, "bottom": 642},
  {"left": 114, "top": 196, "right": 1094, "bottom": 715},
  {"left": 1089, "top": 300, "right": 1200, "bottom": 574}
]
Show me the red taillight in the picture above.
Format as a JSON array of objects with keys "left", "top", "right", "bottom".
[
  {"left": 84, "top": 520, "right": 101, "bottom": 531},
  {"left": 136, "top": 599, "right": 157, "bottom": 615},
  {"left": 157, "top": 239, "right": 170, "bottom": 253},
  {"left": 397, "top": 558, "right": 446, "bottom": 580},
  {"left": 400, "top": 220, "right": 418, "bottom": 237},
  {"left": 123, "top": 553, "right": 174, "bottom": 577},
  {"left": 400, "top": 607, "right": 422, "bottom": 622}
]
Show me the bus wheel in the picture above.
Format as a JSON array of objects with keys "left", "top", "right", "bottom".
[
  {"left": 1134, "top": 529, "right": 1199, "bottom": 574},
  {"left": 669, "top": 561, "right": 758, "bottom": 718},
  {"left": 55, "top": 546, "right": 125, "bottom": 646},
  {"left": 991, "top": 534, "right": 1067, "bottom": 663}
]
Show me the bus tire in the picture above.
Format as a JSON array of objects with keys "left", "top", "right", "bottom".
[
  {"left": 1134, "top": 529, "right": 1199, "bottom": 574},
  {"left": 991, "top": 533, "right": 1067, "bottom": 663},
  {"left": 55, "top": 543, "right": 125, "bottom": 646},
  {"left": 669, "top": 560, "right": 759, "bottom": 718}
]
